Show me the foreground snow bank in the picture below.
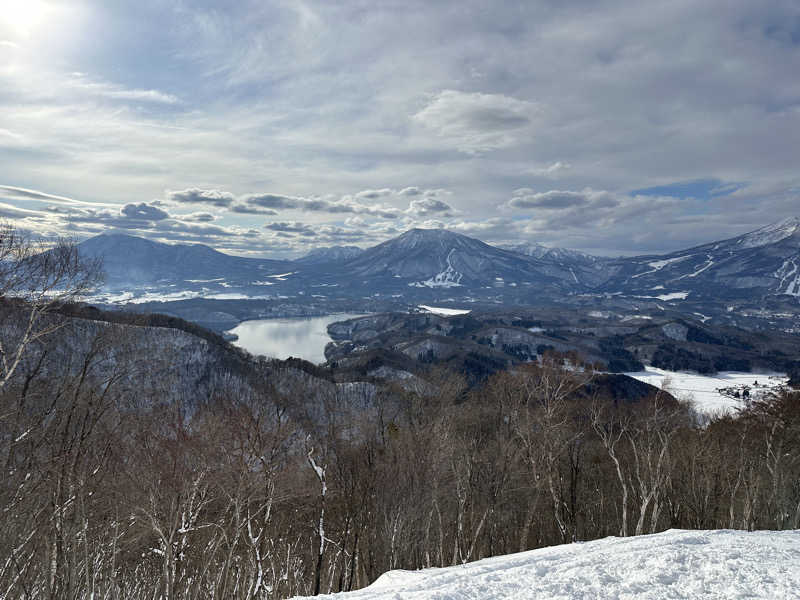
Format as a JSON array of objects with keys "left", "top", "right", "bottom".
[{"left": 295, "top": 529, "right": 800, "bottom": 599}]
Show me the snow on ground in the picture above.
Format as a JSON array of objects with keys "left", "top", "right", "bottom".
[
  {"left": 634, "top": 291, "right": 690, "bottom": 301},
  {"left": 625, "top": 367, "right": 788, "bottom": 415},
  {"left": 418, "top": 305, "right": 471, "bottom": 316},
  {"left": 630, "top": 255, "right": 693, "bottom": 278},
  {"left": 294, "top": 529, "right": 800, "bottom": 600}
]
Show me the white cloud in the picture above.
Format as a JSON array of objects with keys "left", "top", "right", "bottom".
[
  {"left": 413, "top": 90, "right": 538, "bottom": 154},
  {"left": 529, "top": 161, "right": 571, "bottom": 177},
  {"left": 406, "top": 197, "right": 457, "bottom": 217}
]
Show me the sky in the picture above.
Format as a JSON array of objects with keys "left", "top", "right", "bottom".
[{"left": 1, "top": 0, "right": 799, "bottom": 258}]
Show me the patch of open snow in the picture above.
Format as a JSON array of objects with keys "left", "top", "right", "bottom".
[
  {"left": 687, "top": 256, "right": 714, "bottom": 278},
  {"left": 184, "top": 277, "right": 225, "bottom": 283},
  {"left": 205, "top": 293, "right": 273, "bottom": 300},
  {"left": 620, "top": 314, "right": 653, "bottom": 321},
  {"left": 775, "top": 258, "right": 800, "bottom": 296},
  {"left": 631, "top": 255, "right": 693, "bottom": 278},
  {"left": 634, "top": 292, "right": 689, "bottom": 301},
  {"left": 411, "top": 249, "right": 464, "bottom": 288},
  {"left": 263, "top": 272, "right": 294, "bottom": 282},
  {"left": 87, "top": 291, "right": 135, "bottom": 303},
  {"left": 657, "top": 291, "right": 689, "bottom": 301},
  {"left": 418, "top": 305, "right": 471, "bottom": 316},
  {"left": 293, "top": 529, "right": 800, "bottom": 600},
  {"left": 124, "top": 290, "right": 205, "bottom": 304},
  {"left": 625, "top": 367, "right": 788, "bottom": 415},
  {"left": 569, "top": 267, "right": 578, "bottom": 283}
]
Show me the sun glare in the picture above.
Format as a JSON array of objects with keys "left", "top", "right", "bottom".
[{"left": 0, "top": 0, "right": 50, "bottom": 37}]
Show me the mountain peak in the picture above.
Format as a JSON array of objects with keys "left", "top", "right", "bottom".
[
  {"left": 772, "top": 216, "right": 800, "bottom": 232},
  {"left": 399, "top": 227, "right": 461, "bottom": 239},
  {"left": 738, "top": 217, "right": 800, "bottom": 249},
  {"left": 386, "top": 228, "right": 476, "bottom": 251}
]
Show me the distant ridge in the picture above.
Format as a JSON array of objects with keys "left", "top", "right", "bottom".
[
  {"left": 295, "top": 245, "right": 364, "bottom": 264},
  {"left": 77, "top": 218, "right": 800, "bottom": 303}
]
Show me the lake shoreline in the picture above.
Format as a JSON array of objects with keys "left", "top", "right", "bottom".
[{"left": 226, "top": 313, "right": 368, "bottom": 364}]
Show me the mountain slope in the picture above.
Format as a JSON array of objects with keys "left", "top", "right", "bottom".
[
  {"left": 79, "top": 233, "right": 291, "bottom": 288},
  {"left": 501, "top": 241, "right": 605, "bottom": 265},
  {"left": 294, "top": 529, "right": 800, "bottom": 600},
  {"left": 604, "top": 217, "right": 800, "bottom": 300},
  {"left": 294, "top": 245, "right": 364, "bottom": 265},
  {"left": 341, "top": 228, "right": 599, "bottom": 291},
  {"left": 78, "top": 219, "right": 800, "bottom": 309}
]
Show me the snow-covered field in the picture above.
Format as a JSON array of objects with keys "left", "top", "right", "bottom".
[
  {"left": 625, "top": 367, "right": 788, "bottom": 416},
  {"left": 294, "top": 529, "right": 800, "bottom": 599},
  {"left": 418, "top": 305, "right": 472, "bottom": 316}
]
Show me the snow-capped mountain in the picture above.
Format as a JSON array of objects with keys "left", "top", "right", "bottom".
[
  {"left": 294, "top": 245, "right": 364, "bottom": 264},
  {"left": 604, "top": 217, "right": 800, "bottom": 300},
  {"left": 341, "top": 228, "right": 590, "bottom": 291},
  {"left": 77, "top": 218, "right": 800, "bottom": 308}
]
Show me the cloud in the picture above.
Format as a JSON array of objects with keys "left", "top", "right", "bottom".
[
  {"left": 0, "top": 184, "right": 102, "bottom": 207},
  {"left": 101, "top": 89, "right": 180, "bottom": 104},
  {"left": 229, "top": 204, "right": 279, "bottom": 215},
  {"left": 242, "top": 193, "right": 304, "bottom": 210},
  {"left": 166, "top": 188, "right": 236, "bottom": 208},
  {"left": 399, "top": 187, "right": 422, "bottom": 196},
  {"left": 67, "top": 74, "right": 180, "bottom": 105},
  {"left": 120, "top": 202, "right": 169, "bottom": 221},
  {"left": 264, "top": 221, "right": 317, "bottom": 236},
  {"left": 167, "top": 188, "right": 402, "bottom": 219},
  {"left": 0, "top": 202, "right": 48, "bottom": 220},
  {"left": 448, "top": 217, "right": 522, "bottom": 243},
  {"left": 406, "top": 197, "right": 457, "bottom": 217},
  {"left": 355, "top": 188, "right": 393, "bottom": 199},
  {"left": 241, "top": 192, "right": 401, "bottom": 218},
  {"left": 180, "top": 212, "right": 217, "bottom": 223},
  {"left": 413, "top": 90, "right": 537, "bottom": 154},
  {"left": 530, "top": 161, "right": 571, "bottom": 177},
  {"left": 507, "top": 190, "right": 596, "bottom": 209}
]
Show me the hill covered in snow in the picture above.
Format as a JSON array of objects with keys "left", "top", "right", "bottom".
[{"left": 294, "top": 529, "right": 800, "bottom": 599}]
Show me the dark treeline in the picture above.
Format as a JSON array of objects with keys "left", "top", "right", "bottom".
[{"left": 1, "top": 327, "right": 799, "bottom": 600}]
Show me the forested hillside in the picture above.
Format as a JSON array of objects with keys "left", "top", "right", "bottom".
[{"left": 2, "top": 308, "right": 799, "bottom": 598}]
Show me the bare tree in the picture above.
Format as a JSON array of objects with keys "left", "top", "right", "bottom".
[
  {"left": 511, "top": 354, "right": 593, "bottom": 543},
  {"left": 0, "top": 224, "right": 102, "bottom": 391}
]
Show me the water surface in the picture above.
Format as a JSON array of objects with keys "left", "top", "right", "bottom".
[{"left": 228, "top": 314, "right": 364, "bottom": 364}]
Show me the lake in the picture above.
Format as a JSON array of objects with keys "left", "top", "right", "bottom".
[{"left": 227, "top": 314, "right": 365, "bottom": 364}]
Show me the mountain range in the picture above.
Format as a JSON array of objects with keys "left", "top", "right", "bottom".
[{"left": 79, "top": 218, "right": 800, "bottom": 310}]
